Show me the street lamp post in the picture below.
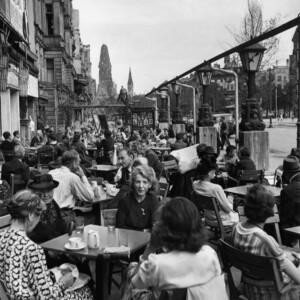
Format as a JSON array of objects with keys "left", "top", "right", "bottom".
[
  {"left": 170, "top": 82, "right": 184, "bottom": 124},
  {"left": 238, "top": 43, "right": 266, "bottom": 131},
  {"left": 156, "top": 86, "right": 170, "bottom": 124},
  {"left": 212, "top": 67, "right": 239, "bottom": 148},
  {"left": 195, "top": 64, "right": 214, "bottom": 127},
  {"left": 175, "top": 81, "right": 197, "bottom": 142},
  {"left": 146, "top": 96, "right": 158, "bottom": 126}
]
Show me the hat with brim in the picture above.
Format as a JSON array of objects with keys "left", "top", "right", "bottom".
[
  {"left": 202, "top": 146, "right": 218, "bottom": 158},
  {"left": 283, "top": 156, "right": 300, "bottom": 174},
  {"left": 28, "top": 174, "right": 59, "bottom": 191}
]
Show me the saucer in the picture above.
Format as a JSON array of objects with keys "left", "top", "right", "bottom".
[{"left": 64, "top": 242, "right": 87, "bottom": 251}]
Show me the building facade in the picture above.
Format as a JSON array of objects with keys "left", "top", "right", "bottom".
[
  {"left": 0, "top": 0, "right": 39, "bottom": 145},
  {"left": 0, "top": 0, "right": 95, "bottom": 144}
]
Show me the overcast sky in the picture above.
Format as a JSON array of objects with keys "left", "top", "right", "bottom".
[{"left": 72, "top": 0, "right": 300, "bottom": 94}]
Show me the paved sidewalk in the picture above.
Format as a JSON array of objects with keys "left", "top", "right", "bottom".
[{"left": 263, "top": 118, "right": 297, "bottom": 128}]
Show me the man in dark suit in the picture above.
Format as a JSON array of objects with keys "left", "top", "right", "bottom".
[
  {"left": 232, "top": 146, "right": 256, "bottom": 180},
  {"left": 141, "top": 139, "right": 163, "bottom": 180},
  {"left": 96, "top": 129, "right": 114, "bottom": 164},
  {"left": 2, "top": 145, "right": 30, "bottom": 192},
  {"left": 1, "top": 131, "right": 15, "bottom": 162},
  {"left": 107, "top": 148, "right": 134, "bottom": 209}
]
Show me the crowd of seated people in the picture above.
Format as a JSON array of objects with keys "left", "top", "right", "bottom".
[{"left": 3, "top": 120, "right": 300, "bottom": 299}]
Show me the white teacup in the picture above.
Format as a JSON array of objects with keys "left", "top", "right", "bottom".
[{"left": 69, "top": 237, "right": 81, "bottom": 248}]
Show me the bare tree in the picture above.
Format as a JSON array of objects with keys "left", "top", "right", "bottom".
[{"left": 227, "top": 0, "right": 280, "bottom": 68}]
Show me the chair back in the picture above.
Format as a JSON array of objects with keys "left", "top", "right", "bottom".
[
  {"left": 102, "top": 209, "right": 118, "bottom": 227},
  {"left": 159, "top": 288, "right": 187, "bottom": 300},
  {"left": 159, "top": 182, "right": 169, "bottom": 202},
  {"left": 237, "top": 204, "right": 282, "bottom": 245},
  {"left": 10, "top": 173, "right": 26, "bottom": 195},
  {"left": 190, "top": 191, "right": 225, "bottom": 239},
  {"left": 220, "top": 239, "right": 286, "bottom": 298},
  {"left": 273, "top": 165, "right": 283, "bottom": 187},
  {"left": 0, "top": 279, "right": 10, "bottom": 300},
  {"left": 162, "top": 160, "right": 178, "bottom": 187},
  {"left": 238, "top": 169, "right": 264, "bottom": 186}
]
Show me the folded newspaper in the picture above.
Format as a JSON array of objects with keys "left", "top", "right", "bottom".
[
  {"left": 50, "top": 263, "right": 90, "bottom": 292},
  {"left": 104, "top": 246, "right": 130, "bottom": 257}
]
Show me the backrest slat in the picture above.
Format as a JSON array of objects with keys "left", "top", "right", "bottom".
[
  {"left": 220, "top": 240, "right": 284, "bottom": 294},
  {"left": 191, "top": 191, "right": 225, "bottom": 239}
]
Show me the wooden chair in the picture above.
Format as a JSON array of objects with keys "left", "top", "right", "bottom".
[
  {"left": 101, "top": 208, "right": 125, "bottom": 293},
  {"left": 159, "top": 288, "right": 187, "bottom": 300},
  {"left": 220, "top": 239, "right": 299, "bottom": 300},
  {"left": 159, "top": 182, "right": 169, "bottom": 203},
  {"left": 190, "top": 191, "right": 232, "bottom": 240},
  {"left": 162, "top": 160, "right": 178, "bottom": 190},
  {"left": 237, "top": 204, "right": 282, "bottom": 245},
  {"left": 0, "top": 279, "right": 11, "bottom": 300},
  {"left": 238, "top": 169, "right": 264, "bottom": 186},
  {"left": 10, "top": 173, "right": 26, "bottom": 194},
  {"left": 102, "top": 209, "right": 118, "bottom": 227},
  {"left": 273, "top": 165, "right": 283, "bottom": 187}
]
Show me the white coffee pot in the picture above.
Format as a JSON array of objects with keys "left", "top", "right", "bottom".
[{"left": 87, "top": 230, "right": 100, "bottom": 249}]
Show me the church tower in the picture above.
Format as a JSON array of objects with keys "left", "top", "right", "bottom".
[
  {"left": 127, "top": 68, "right": 134, "bottom": 99},
  {"left": 97, "top": 44, "right": 114, "bottom": 98}
]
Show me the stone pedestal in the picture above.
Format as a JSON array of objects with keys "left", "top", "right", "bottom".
[
  {"left": 239, "top": 131, "right": 269, "bottom": 171},
  {"left": 172, "top": 124, "right": 186, "bottom": 135},
  {"left": 198, "top": 127, "right": 217, "bottom": 153},
  {"left": 159, "top": 122, "right": 169, "bottom": 131}
]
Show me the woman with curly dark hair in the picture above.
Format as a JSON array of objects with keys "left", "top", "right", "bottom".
[
  {"left": 229, "top": 184, "right": 300, "bottom": 299},
  {"left": 121, "top": 197, "right": 228, "bottom": 300}
]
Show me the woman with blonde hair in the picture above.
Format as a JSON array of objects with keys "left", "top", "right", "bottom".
[{"left": 116, "top": 164, "right": 160, "bottom": 231}]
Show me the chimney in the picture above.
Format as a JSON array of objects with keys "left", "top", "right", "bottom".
[
  {"left": 286, "top": 59, "right": 289, "bottom": 67},
  {"left": 276, "top": 60, "right": 278, "bottom": 67}
]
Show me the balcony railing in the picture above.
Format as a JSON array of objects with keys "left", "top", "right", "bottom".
[{"left": 44, "top": 36, "right": 65, "bottom": 49}]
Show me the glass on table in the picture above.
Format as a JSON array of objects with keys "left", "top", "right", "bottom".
[
  {"left": 92, "top": 160, "right": 97, "bottom": 168},
  {"left": 106, "top": 216, "right": 116, "bottom": 230},
  {"left": 75, "top": 216, "right": 84, "bottom": 235}
]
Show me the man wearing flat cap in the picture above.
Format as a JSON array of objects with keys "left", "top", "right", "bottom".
[{"left": 280, "top": 156, "right": 300, "bottom": 246}]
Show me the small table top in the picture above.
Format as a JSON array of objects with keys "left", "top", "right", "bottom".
[
  {"left": 88, "top": 165, "right": 119, "bottom": 172},
  {"left": 92, "top": 186, "right": 118, "bottom": 203},
  {"left": 224, "top": 185, "right": 282, "bottom": 197},
  {"left": 283, "top": 226, "right": 300, "bottom": 237},
  {"left": 40, "top": 225, "right": 150, "bottom": 259}
]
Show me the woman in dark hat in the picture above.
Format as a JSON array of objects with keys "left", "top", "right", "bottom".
[
  {"left": 27, "top": 174, "right": 69, "bottom": 244},
  {"left": 280, "top": 156, "right": 300, "bottom": 246},
  {"left": 192, "top": 158, "right": 238, "bottom": 226},
  {"left": 0, "top": 189, "right": 93, "bottom": 299},
  {"left": 229, "top": 184, "right": 300, "bottom": 298}
]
